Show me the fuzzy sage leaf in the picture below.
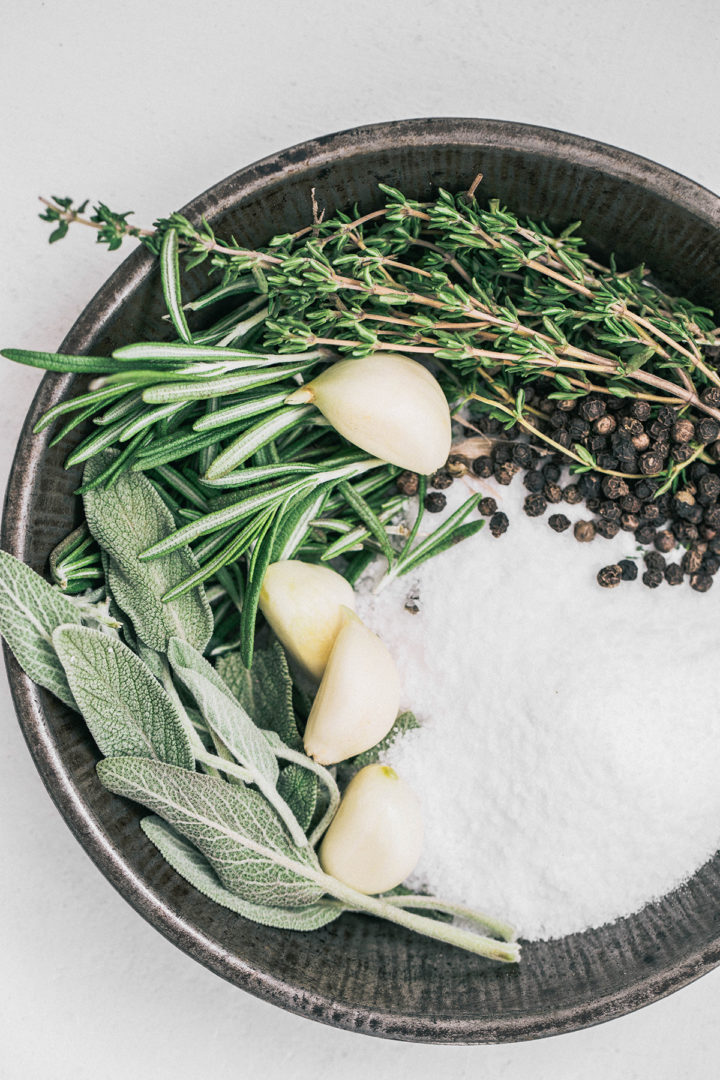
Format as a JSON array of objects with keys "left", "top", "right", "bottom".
[
  {"left": 216, "top": 641, "right": 301, "bottom": 750},
  {"left": 0, "top": 549, "right": 83, "bottom": 707},
  {"left": 83, "top": 454, "right": 213, "bottom": 653},
  {"left": 53, "top": 625, "right": 194, "bottom": 768},
  {"left": 98, "top": 757, "right": 323, "bottom": 905},
  {"left": 141, "top": 816, "right": 343, "bottom": 928}
]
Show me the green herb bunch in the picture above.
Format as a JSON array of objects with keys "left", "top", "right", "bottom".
[{"left": 0, "top": 467, "right": 518, "bottom": 961}]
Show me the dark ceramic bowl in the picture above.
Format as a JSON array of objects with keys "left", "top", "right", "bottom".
[{"left": 3, "top": 119, "right": 720, "bottom": 1044}]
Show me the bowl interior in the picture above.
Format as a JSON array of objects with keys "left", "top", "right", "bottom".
[{"left": 4, "top": 119, "right": 720, "bottom": 1043}]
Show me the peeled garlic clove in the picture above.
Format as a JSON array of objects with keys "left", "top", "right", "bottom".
[
  {"left": 259, "top": 560, "right": 355, "bottom": 682},
  {"left": 319, "top": 763, "right": 423, "bottom": 894},
  {"left": 285, "top": 352, "right": 451, "bottom": 475},
  {"left": 303, "top": 607, "right": 400, "bottom": 765}
]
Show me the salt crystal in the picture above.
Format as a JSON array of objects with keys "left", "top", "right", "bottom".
[{"left": 355, "top": 474, "right": 720, "bottom": 940}]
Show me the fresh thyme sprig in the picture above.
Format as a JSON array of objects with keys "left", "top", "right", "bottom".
[{"left": 12, "top": 182, "right": 720, "bottom": 629}]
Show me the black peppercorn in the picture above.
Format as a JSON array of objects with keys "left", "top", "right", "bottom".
[
  {"left": 585, "top": 498, "right": 602, "bottom": 512},
  {"left": 574, "top": 520, "right": 596, "bottom": 542},
  {"left": 548, "top": 513, "right": 571, "bottom": 532},
  {"left": 690, "top": 572, "right": 713, "bottom": 592},
  {"left": 447, "top": 455, "right": 468, "bottom": 477},
  {"left": 698, "top": 473, "right": 720, "bottom": 501},
  {"left": 640, "top": 450, "right": 664, "bottom": 474},
  {"left": 642, "top": 568, "right": 663, "bottom": 588},
  {"left": 479, "top": 496, "right": 498, "bottom": 516},
  {"left": 654, "top": 529, "right": 676, "bottom": 553},
  {"left": 524, "top": 493, "right": 548, "bottom": 517},
  {"left": 493, "top": 444, "right": 513, "bottom": 467},
  {"left": 597, "top": 564, "right": 622, "bottom": 588},
  {"left": 635, "top": 524, "right": 657, "bottom": 545},
  {"left": 657, "top": 406, "right": 677, "bottom": 428},
  {"left": 543, "top": 482, "right": 563, "bottom": 504},
  {"left": 631, "top": 400, "right": 652, "bottom": 421},
  {"left": 682, "top": 546, "right": 705, "bottom": 575},
  {"left": 597, "top": 453, "right": 620, "bottom": 471},
  {"left": 589, "top": 434, "right": 609, "bottom": 454},
  {"left": 568, "top": 417, "right": 590, "bottom": 440},
  {"left": 593, "top": 414, "right": 616, "bottom": 436},
  {"left": 641, "top": 502, "right": 661, "bottom": 522},
  {"left": 664, "top": 563, "right": 684, "bottom": 586},
  {"left": 494, "top": 462, "right": 520, "bottom": 485},
  {"left": 543, "top": 462, "right": 562, "bottom": 483},
  {"left": 600, "top": 503, "right": 621, "bottom": 524},
  {"left": 632, "top": 432, "right": 651, "bottom": 452},
  {"left": 523, "top": 469, "right": 545, "bottom": 493},
  {"left": 621, "top": 493, "right": 642, "bottom": 513},
  {"left": 620, "top": 512, "right": 640, "bottom": 532},
  {"left": 644, "top": 551, "right": 666, "bottom": 572},
  {"left": 701, "top": 387, "right": 720, "bottom": 408},
  {"left": 702, "top": 554, "right": 720, "bottom": 576},
  {"left": 555, "top": 430, "right": 573, "bottom": 449},
  {"left": 424, "top": 492, "right": 447, "bottom": 513},
  {"left": 580, "top": 398, "right": 606, "bottom": 422},
  {"left": 672, "top": 521, "right": 699, "bottom": 544},
  {"left": 511, "top": 443, "right": 534, "bottom": 468},
  {"left": 690, "top": 462, "right": 710, "bottom": 482},
  {"left": 634, "top": 478, "right": 659, "bottom": 500},
  {"left": 672, "top": 418, "right": 695, "bottom": 443},
  {"left": 563, "top": 484, "right": 583, "bottom": 505},
  {"left": 578, "top": 473, "right": 602, "bottom": 500},
  {"left": 429, "top": 469, "right": 453, "bottom": 490},
  {"left": 396, "top": 471, "right": 419, "bottom": 496},
  {"left": 673, "top": 443, "right": 695, "bottom": 464},
  {"left": 556, "top": 398, "right": 577, "bottom": 412},
  {"left": 602, "top": 475, "right": 630, "bottom": 500},
  {"left": 697, "top": 418, "right": 720, "bottom": 443},
  {"left": 619, "top": 558, "right": 638, "bottom": 581},
  {"left": 471, "top": 455, "right": 493, "bottom": 478},
  {"left": 619, "top": 416, "right": 644, "bottom": 437},
  {"left": 489, "top": 511, "right": 509, "bottom": 537},
  {"left": 598, "top": 502, "right": 622, "bottom": 523},
  {"left": 704, "top": 506, "right": 720, "bottom": 530},
  {"left": 595, "top": 518, "right": 621, "bottom": 539}
]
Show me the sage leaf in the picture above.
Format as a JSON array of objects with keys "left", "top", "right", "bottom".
[
  {"left": 98, "top": 757, "right": 324, "bottom": 905},
  {"left": 140, "top": 816, "right": 343, "bottom": 929},
  {"left": 0, "top": 549, "right": 83, "bottom": 707},
  {"left": 52, "top": 625, "right": 193, "bottom": 767},
  {"left": 167, "top": 636, "right": 238, "bottom": 705},
  {"left": 83, "top": 454, "right": 213, "bottom": 653},
  {"left": 167, "top": 638, "right": 279, "bottom": 787},
  {"left": 216, "top": 641, "right": 301, "bottom": 750},
  {"left": 277, "top": 764, "right": 318, "bottom": 833}
]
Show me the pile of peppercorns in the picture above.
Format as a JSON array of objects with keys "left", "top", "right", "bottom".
[{"left": 396, "top": 378, "right": 720, "bottom": 593}]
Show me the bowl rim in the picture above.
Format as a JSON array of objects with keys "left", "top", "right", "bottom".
[{"left": 3, "top": 116, "right": 720, "bottom": 1044}]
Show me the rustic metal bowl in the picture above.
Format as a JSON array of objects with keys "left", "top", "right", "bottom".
[{"left": 3, "top": 118, "right": 720, "bottom": 1043}]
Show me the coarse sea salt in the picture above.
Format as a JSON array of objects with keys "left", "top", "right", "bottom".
[{"left": 355, "top": 473, "right": 720, "bottom": 941}]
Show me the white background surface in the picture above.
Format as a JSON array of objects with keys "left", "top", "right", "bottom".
[{"left": 1, "top": 1, "right": 719, "bottom": 1077}]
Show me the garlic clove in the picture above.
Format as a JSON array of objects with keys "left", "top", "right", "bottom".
[
  {"left": 303, "top": 607, "right": 400, "bottom": 765},
  {"left": 259, "top": 560, "right": 355, "bottom": 682},
  {"left": 285, "top": 352, "right": 451, "bottom": 475},
  {"left": 319, "top": 763, "right": 423, "bottom": 894}
]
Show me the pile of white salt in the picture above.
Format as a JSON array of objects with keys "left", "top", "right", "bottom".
[{"left": 355, "top": 474, "right": 720, "bottom": 941}]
